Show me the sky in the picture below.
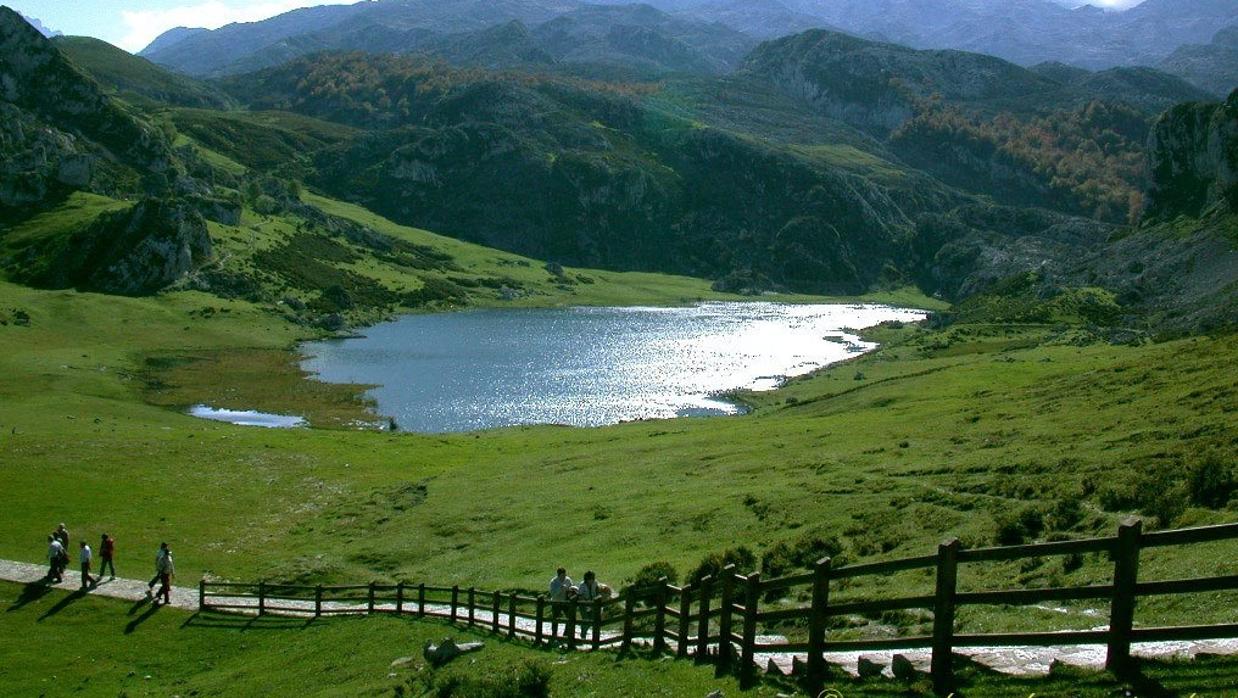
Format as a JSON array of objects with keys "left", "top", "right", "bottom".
[
  {"left": 8, "top": 0, "right": 361, "bottom": 52},
  {"left": 9, "top": 0, "right": 1148, "bottom": 54}
]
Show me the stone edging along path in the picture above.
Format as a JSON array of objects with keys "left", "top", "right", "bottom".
[{"left": 2, "top": 559, "right": 1235, "bottom": 679}]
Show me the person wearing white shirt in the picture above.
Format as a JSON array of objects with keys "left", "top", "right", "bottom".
[
  {"left": 46, "top": 535, "right": 64, "bottom": 583},
  {"left": 548, "top": 567, "right": 573, "bottom": 640},
  {"left": 79, "top": 541, "right": 96, "bottom": 589},
  {"left": 154, "top": 547, "right": 175, "bottom": 605}
]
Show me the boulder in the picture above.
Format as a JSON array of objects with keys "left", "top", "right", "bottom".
[
  {"left": 423, "top": 638, "right": 484, "bottom": 667},
  {"left": 891, "top": 653, "right": 920, "bottom": 681},
  {"left": 856, "top": 655, "right": 884, "bottom": 678}
]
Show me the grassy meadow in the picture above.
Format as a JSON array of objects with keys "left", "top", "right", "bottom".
[{"left": 0, "top": 191, "right": 1235, "bottom": 693}]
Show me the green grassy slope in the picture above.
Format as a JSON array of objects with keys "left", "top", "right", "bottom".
[
  {"left": 52, "top": 36, "right": 234, "bottom": 109},
  {"left": 0, "top": 267, "right": 1232, "bottom": 630}
]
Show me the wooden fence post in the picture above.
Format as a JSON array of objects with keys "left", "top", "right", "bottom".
[
  {"left": 258, "top": 580, "right": 266, "bottom": 616},
  {"left": 696, "top": 576, "right": 713, "bottom": 661},
  {"left": 1106, "top": 519, "right": 1143, "bottom": 675},
  {"left": 492, "top": 591, "right": 501, "bottom": 634},
  {"left": 592, "top": 600, "right": 602, "bottom": 651},
  {"left": 198, "top": 579, "right": 206, "bottom": 611},
  {"left": 535, "top": 596, "right": 546, "bottom": 646},
  {"left": 315, "top": 584, "right": 323, "bottom": 618},
  {"left": 468, "top": 587, "right": 476, "bottom": 627},
  {"left": 567, "top": 597, "right": 579, "bottom": 650},
  {"left": 368, "top": 581, "right": 376, "bottom": 614},
  {"left": 450, "top": 585, "right": 459, "bottom": 622},
  {"left": 508, "top": 595, "right": 517, "bottom": 639},
  {"left": 740, "top": 573, "right": 761, "bottom": 687},
  {"left": 931, "top": 539, "right": 961, "bottom": 695},
  {"left": 677, "top": 584, "right": 693, "bottom": 658},
  {"left": 717, "top": 564, "right": 737, "bottom": 671},
  {"left": 621, "top": 593, "right": 636, "bottom": 653},
  {"left": 396, "top": 582, "right": 405, "bottom": 614},
  {"left": 417, "top": 583, "right": 426, "bottom": 617},
  {"left": 653, "top": 577, "right": 669, "bottom": 654},
  {"left": 806, "top": 557, "right": 832, "bottom": 693}
]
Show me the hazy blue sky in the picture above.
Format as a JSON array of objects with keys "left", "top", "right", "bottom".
[
  {"left": 10, "top": 0, "right": 358, "bottom": 51},
  {"left": 10, "top": 0, "right": 1147, "bottom": 54}
]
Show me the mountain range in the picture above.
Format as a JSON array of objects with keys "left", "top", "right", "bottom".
[
  {"left": 2, "top": 5, "right": 1234, "bottom": 331},
  {"left": 137, "top": 0, "right": 1237, "bottom": 96}
]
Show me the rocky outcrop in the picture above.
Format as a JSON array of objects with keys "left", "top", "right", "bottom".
[
  {"left": 0, "top": 8, "right": 180, "bottom": 204},
  {"left": 10, "top": 199, "right": 213, "bottom": 295},
  {"left": 1145, "top": 91, "right": 1238, "bottom": 219},
  {"left": 912, "top": 204, "right": 1111, "bottom": 301}
]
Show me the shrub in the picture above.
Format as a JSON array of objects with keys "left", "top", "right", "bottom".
[
  {"left": 993, "top": 505, "right": 1045, "bottom": 545},
  {"left": 760, "top": 533, "right": 844, "bottom": 578},
  {"left": 1046, "top": 497, "right": 1084, "bottom": 531},
  {"left": 626, "top": 561, "right": 678, "bottom": 593},
  {"left": 1187, "top": 451, "right": 1235, "bottom": 510},
  {"left": 687, "top": 546, "right": 756, "bottom": 586},
  {"left": 419, "top": 659, "right": 551, "bottom": 698},
  {"left": 1096, "top": 465, "right": 1187, "bottom": 527}
]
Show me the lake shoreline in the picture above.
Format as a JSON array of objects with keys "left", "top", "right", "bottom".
[{"left": 298, "top": 301, "right": 930, "bottom": 434}]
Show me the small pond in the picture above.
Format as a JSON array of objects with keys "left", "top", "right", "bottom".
[{"left": 188, "top": 405, "right": 307, "bottom": 429}]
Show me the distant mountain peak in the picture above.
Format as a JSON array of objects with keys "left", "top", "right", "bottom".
[
  {"left": 138, "top": 26, "right": 210, "bottom": 57},
  {"left": 14, "top": 11, "right": 60, "bottom": 38}
]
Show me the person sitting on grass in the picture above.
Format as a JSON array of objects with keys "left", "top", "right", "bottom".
[
  {"left": 98, "top": 533, "right": 115, "bottom": 580},
  {"left": 46, "top": 535, "right": 64, "bottom": 583},
  {"left": 79, "top": 541, "right": 97, "bottom": 590}
]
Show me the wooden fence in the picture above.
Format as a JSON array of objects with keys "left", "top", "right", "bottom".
[{"left": 199, "top": 519, "right": 1238, "bottom": 694}]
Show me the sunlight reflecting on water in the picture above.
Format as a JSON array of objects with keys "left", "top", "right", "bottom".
[{"left": 301, "top": 302, "right": 927, "bottom": 433}]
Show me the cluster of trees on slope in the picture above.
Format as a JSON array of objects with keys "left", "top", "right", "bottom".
[{"left": 744, "top": 29, "right": 1214, "bottom": 224}]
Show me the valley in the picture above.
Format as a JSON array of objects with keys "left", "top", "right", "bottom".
[{"left": 0, "top": 1, "right": 1235, "bottom": 695}]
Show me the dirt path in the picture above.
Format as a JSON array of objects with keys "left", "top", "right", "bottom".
[
  {"left": 0, "top": 558, "right": 199, "bottom": 611},
  {"left": 2, "top": 559, "right": 1234, "bottom": 678}
]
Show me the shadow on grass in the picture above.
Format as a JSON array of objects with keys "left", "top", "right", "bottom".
[
  {"left": 6, "top": 581, "right": 54, "bottom": 613},
  {"left": 37, "top": 588, "right": 87, "bottom": 621},
  {"left": 182, "top": 612, "right": 317, "bottom": 631},
  {"left": 124, "top": 601, "right": 162, "bottom": 634}
]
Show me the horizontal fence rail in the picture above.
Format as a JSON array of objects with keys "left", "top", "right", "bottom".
[{"left": 199, "top": 520, "right": 1238, "bottom": 695}]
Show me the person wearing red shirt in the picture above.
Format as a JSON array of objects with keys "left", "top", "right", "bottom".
[{"left": 99, "top": 534, "right": 116, "bottom": 580}]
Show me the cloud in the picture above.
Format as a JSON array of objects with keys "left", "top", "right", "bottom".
[{"left": 119, "top": 0, "right": 358, "bottom": 52}]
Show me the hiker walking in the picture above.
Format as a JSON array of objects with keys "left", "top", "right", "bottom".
[
  {"left": 98, "top": 533, "right": 116, "bottom": 580},
  {"left": 153, "top": 545, "right": 174, "bottom": 606},
  {"left": 52, "top": 523, "right": 70, "bottom": 580},
  {"left": 147, "top": 542, "right": 168, "bottom": 595},
  {"left": 79, "top": 541, "right": 97, "bottom": 589},
  {"left": 548, "top": 567, "right": 573, "bottom": 640},
  {"left": 46, "top": 535, "right": 64, "bottom": 583}
]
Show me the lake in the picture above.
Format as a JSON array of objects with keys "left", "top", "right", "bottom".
[{"left": 301, "top": 302, "right": 927, "bottom": 433}]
